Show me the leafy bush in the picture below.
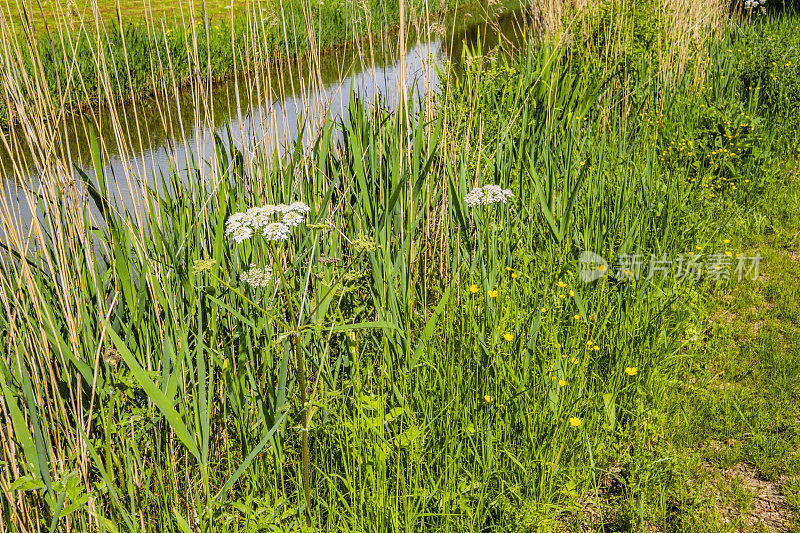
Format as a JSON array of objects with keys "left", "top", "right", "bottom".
[
  {"left": 661, "top": 99, "right": 769, "bottom": 193},
  {"left": 733, "top": 15, "right": 800, "bottom": 123}
]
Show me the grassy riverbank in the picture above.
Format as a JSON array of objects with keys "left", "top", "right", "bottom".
[
  {"left": 1, "top": 1, "right": 799, "bottom": 531},
  {"left": 0, "top": 0, "right": 486, "bottom": 128},
  {"left": 4, "top": 0, "right": 244, "bottom": 29}
]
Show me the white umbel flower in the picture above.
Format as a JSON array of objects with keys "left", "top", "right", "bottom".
[
  {"left": 287, "top": 201, "right": 311, "bottom": 214},
  {"left": 226, "top": 212, "right": 248, "bottom": 235},
  {"left": 464, "top": 184, "right": 514, "bottom": 207},
  {"left": 282, "top": 211, "right": 305, "bottom": 227},
  {"left": 240, "top": 264, "right": 273, "bottom": 288},
  {"left": 226, "top": 200, "right": 311, "bottom": 243},
  {"left": 246, "top": 206, "right": 282, "bottom": 229},
  {"left": 227, "top": 224, "right": 253, "bottom": 244},
  {"left": 262, "top": 222, "right": 291, "bottom": 241}
]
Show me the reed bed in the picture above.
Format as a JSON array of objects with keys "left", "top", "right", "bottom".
[{"left": 0, "top": 0, "right": 799, "bottom": 530}]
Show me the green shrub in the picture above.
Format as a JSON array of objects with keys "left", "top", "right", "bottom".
[{"left": 733, "top": 14, "right": 800, "bottom": 123}]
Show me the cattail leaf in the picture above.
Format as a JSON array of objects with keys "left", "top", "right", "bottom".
[{"left": 102, "top": 320, "right": 201, "bottom": 463}]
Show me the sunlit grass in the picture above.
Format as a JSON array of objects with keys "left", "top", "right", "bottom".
[{"left": 0, "top": 0, "right": 798, "bottom": 531}]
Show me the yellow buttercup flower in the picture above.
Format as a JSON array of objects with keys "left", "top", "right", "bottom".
[
  {"left": 488, "top": 290, "right": 498, "bottom": 298},
  {"left": 511, "top": 273, "right": 518, "bottom": 279},
  {"left": 569, "top": 417, "right": 583, "bottom": 427},
  {"left": 573, "top": 314, "right": 581, "bottom": 321},
  {"left": 503, "top": 332, "right": 514, "bottom": 342},
  {"left": 625, "top": 367, "right": 638, "bottom": 376},
  {"left": 558, "top": 379, "right": 566, "bottom": 387},
  {"left": 469, "top": 284, "right": 480, "bottom": 293},
  {"left": 723, "top": 239, "right": 730, "bottom": 244},
  {"left": 484, "top": 395, "right": 494, "bottom": 403},
  {"left": 569, "top": 290, "right": 575, "bottom": 297},
  {"left": 593, "top": 345, "right": 600, "bottom": 351},
  {"left": 557, "top": 281, "right": 567, "bottom": 288},
  {"left": 586, "top": 340, "right": 593, "bottom": 347},
  {"left": 506, "top": 266, "right": 513, "bottom": 272}
]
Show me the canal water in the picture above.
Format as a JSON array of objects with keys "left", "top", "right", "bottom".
[{"left": 1, "top": 1, "right": 531, "bottom": 228}]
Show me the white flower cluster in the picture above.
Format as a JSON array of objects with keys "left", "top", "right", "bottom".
[
  {"left": 464, "top": 184, "right": 514, "bottom": 207},
  {"left": 744, "top": 0, "right": 765, "bottom": 9},
  {"left": 225, "top": 202, "right": 310, "bottom": 243},
  {"left": 240, "top": 264, "right": 273, "bottom": 288}
]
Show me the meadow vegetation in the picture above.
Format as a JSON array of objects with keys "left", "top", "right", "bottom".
[{"left": 1, "top": 0, "right": 799, "bottom": 531}]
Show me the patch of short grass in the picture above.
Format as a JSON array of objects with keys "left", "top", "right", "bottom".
[{"left": 613, "top": 165, "right": 800, "bottom": 531}]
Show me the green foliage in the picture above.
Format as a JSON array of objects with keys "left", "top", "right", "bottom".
[
  {"left": 1, "top": 4, "right": 800, "bottom": 533},
  {"left": 578, "top": 0, "right": 667, "bottom": 75},
  {"left": 660, "top": 99, "right": 769, "bottom": 194},
  {"left": 733, "top": 14, "right": 800, "bottom": 124}
]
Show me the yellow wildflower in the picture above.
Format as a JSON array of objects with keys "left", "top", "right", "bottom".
[
  {"left": 484, "top": 395, "right": 494, "bottom": 403},
  {"left": 558, "top": 379, "right": 566, "bottom": 387},
  {"left": 488, "top": 290, "right": 498, "bottom": 298},
  {"left": 625, "top": 367, "right": 638, "bottom": 376},
  {"left": 469, "top": 284, "right": 480, "bottom": 294},
  {"left": 569, "top": 417, "right": 583, "bottom": 427},
  {"left": 503, "top": 332, "right": 514, "bottom": 342}
]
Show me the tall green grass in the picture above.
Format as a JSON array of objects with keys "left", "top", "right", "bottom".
[{"left": 1, "top": 0, "right": 799, "bottom": 530}]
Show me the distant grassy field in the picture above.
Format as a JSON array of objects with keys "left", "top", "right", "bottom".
[
  {"left": 3, "top": 0, "right": 473, "bottom": 36},
  {"left": 4, "top": 0, "right": 247, "bottom": 31}
]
